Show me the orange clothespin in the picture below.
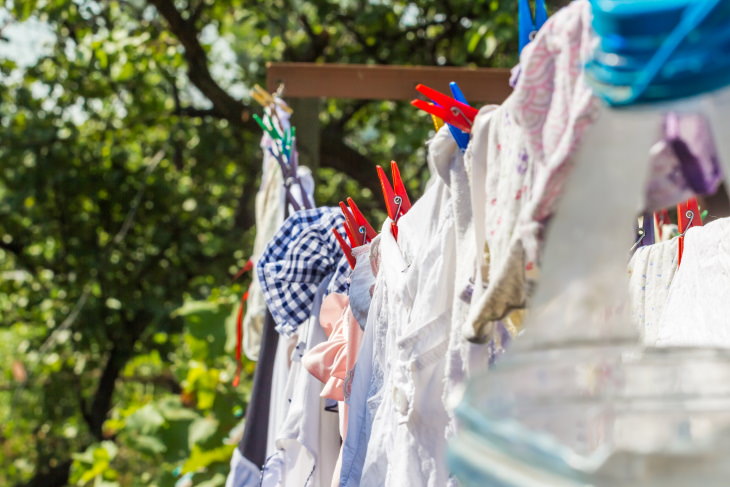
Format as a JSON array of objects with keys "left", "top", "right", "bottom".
[
  {"left": 377, "top": 161, "right": 412, "bottom": 239},
  {"left": 677, "top": 197, "right": 702, "bottom": 266},
  {"left": 332, "top": 228, "right": 356, "bottom": 269},
  {"left": 411, "top": 84, "right": 478, "bottom": 133}
]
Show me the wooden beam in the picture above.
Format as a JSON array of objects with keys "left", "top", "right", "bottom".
[{"left": 267, "top": 62, "right": 512, "bottom": 104}]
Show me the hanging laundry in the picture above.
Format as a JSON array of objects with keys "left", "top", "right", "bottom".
[
  {"left": 262, "top": 280, "right": 341, "bottom": 487},
  {"left": 627, "top": 238, "right": 679, "bottom": 344},
  {"left": 462, "top": 0, "right": 599, "bottom": 344},
  {"left": 231, "top": 310, "right": 280, "bottom": 487},
  {"left": 656, "top": 217, "right": 730, "bottom": 347},
  {"left": 227, "top": 2, "right": 730, "bottom": 487},
  {"left": 463, "top": 0, "right": 726, "bottom": 345},
  {"left": 303, "top": 294, "right": 363, "bottom": 404},
  {"left": 302, "top": 293, "right": 363, "bottom": 487},
  {"left": 242, "top": 100, "right": 315, "bottom": 361},
  {"left": 448, "top": 0, "right": 730, "bottom": 483},
  {"left": 358, "top": 126, "right": 464, "bottom": 487},
  {"left": 248, "top": 207, "right": 354, "bottom": 487},
  {"left": 443, "top": 104, "right": 512, "bottom": 445},
  {"left": 340, "top": 224, "right": 408, "bottom": 487}
]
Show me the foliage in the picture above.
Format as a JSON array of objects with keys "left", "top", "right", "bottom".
[{"left": 0, "top": 0, "right": 520, "bottom": 486}]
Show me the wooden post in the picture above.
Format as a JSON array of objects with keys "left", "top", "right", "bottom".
[
  {"left": 288, "top": 98, "right": 321, "bottom": 172},
  {"left": 267, "top": 62, "right": 512, "bottom": 103}
]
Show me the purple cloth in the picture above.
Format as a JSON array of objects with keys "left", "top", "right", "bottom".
[{"left": 645, "top": 113, "right": 723, "bottom": 211}]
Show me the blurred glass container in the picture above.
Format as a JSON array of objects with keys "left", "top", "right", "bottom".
[{"left": 448, "top": 86, "right": 730, "bottom": 487}]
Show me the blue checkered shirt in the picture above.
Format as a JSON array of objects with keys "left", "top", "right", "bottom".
[{"left": 257, "top": 207, "right": 351, "bottom": 336}]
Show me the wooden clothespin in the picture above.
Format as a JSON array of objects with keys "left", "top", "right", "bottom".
[
  {"left": 251, "top": 84, "right": 293, "bottom": 114},
  {"left": 377, "top": 161, "right": 412, "bottom": 239}
]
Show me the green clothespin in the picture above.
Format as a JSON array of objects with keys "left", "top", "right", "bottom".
[
  {"left": 253, "top": 113, "right": 284, "bottom": 141},
  {"left": 283, "top": 126, "right": 296, "bottom": 159},
  {"left": 253, "top": 113, "right": 276, "bottom": 139}
]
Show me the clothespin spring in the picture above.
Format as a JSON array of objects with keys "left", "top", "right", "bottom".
[{"left": 450, "top": 106, "right": 474, "bottom": 129}]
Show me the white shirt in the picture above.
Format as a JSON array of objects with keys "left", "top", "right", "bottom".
[
  {"left": 657, "top": 218, "right": 730, "bottom": 347},
  {"left": 361, "top": 127, "right": 462, "bottom": 487}
]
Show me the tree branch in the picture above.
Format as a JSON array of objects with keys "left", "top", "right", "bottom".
[
  {"left": 15, "top": 460, "right": 72, "bottom": 487},
  {"left": 83, "top": 344, "right": 128, "bottom": 440},
  {"left": 148, "top": 0, "right": 250, "bottom": 124},
  {"left": 177, "top": 107, "right": 219, "bottom": 118}
]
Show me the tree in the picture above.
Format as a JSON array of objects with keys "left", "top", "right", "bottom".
[{"left": 0, "top": 1, "right": 518, "bottom": 486}]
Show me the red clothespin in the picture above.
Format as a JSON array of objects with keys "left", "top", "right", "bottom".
[
  {"left": 654, "top": 208, "right": 671, "bottom": 241},
  {"left": 341, "top": 221, "right": 358, "bottom": 248},
  {"left": 336, "top": 199, "right": 377, "bottom": 268},
  {"left": 339, "top": 199, "right": 377, "bottom": 246},
  {"left": 332, "top": 228, "right": 356, "bottom": 269},
  {"left": 232, "top": 259, "right": 254, "bottom": 387},
  {"left": 411, "top": 84, "right": 478, "bottom": 133},
  {"left": 677, "top": 197, "right": 702, "bottom": 266},
  {"left": 347, "top": 197, "right": 378, "bottom": 242},
  {"left": 233, "top": 290, "right": 249, "bottom": 387},
  {"left": 377, "top": 161, "right": 412, "bottom": 239},
  {"left": 231, "top": 259, "right": 254, "bottom": 282}
]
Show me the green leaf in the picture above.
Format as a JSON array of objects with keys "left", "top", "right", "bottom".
[
  {"left": 181, "top": 444, "right": 235, "bottom": 474},
  {"left": 13, "top": 0, "right": 38, "bottom": 20},
  {"left": 188, "top": 416, "right": 219, "bottom": 447},
  {"left": 124, "top": 404, "right": 166, "bottom": 434}
]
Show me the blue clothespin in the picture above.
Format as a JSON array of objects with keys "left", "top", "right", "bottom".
[
  {"left": 518, "top": 0, "right": 548, "bottom": 53},
  {"left": 447, "top": 82, "right": 471, "bottom": 152}
]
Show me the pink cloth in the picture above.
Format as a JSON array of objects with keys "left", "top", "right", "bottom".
[{"left": 302, "top": 293, "right": 363, "bottom": 436}]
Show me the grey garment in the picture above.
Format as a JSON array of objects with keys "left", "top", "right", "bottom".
[
  {"left": 225, "top": 449, "right": 262, "bottom": 487},
  {"left": 238, "top": 310, "right": 278, "bottom": 468},
  {"left": 349, "top": 243, "right": 375, "bottom": 330},
  {"left": 338, "top": 276, "right": 382, "bottom": 487}
]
